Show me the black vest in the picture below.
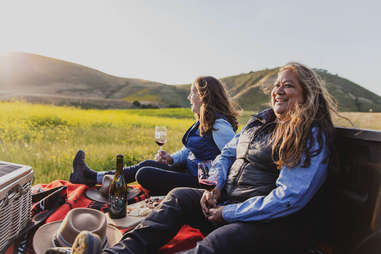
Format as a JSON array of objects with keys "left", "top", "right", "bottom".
[
  {"left": 223, "top": 108, "right": 280, "bottom": 203},
  {"left": 223, "top": 108, "right": 329, "bottom": 230}
]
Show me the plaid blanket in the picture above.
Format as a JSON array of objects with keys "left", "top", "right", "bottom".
[{"left": 5, "top": 180, "right": 204, "bottom": 254}]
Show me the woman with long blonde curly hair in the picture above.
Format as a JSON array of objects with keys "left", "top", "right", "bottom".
[
  {"left": 69, "top": 76, "right": 239, "bottom": 195},
  {"left": 271, "top": 62, "right": 337, "bottom": 169},
  {"left": 53, "top": 63, "right": 335, "bottom": 254}
]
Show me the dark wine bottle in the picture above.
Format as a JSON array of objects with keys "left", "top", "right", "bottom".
[{"left": 108, "top": 154, "right": 128, "bottom": 219}]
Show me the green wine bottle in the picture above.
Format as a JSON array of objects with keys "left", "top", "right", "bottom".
[{"left": 108, "top": 154, "right": 128, "bottom": 218}]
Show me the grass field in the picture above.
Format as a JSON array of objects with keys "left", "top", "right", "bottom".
[{"left": 1, "top": 101, "right": 380, "bottom": 184}]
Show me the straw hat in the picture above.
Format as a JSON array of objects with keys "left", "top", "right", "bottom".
[
  {"left": 33, "top": 208, "right": 122, "bottom": 254},
  {"left": 85, "top": 175, "right": 141, "bottom": 203}
]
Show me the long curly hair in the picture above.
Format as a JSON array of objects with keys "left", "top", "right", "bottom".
[
  {"left": 194, "top": 76, "right": 239, "bottom": 136},
  {"left": 271, "top": 63, "right": 337, "bottom": 169}
]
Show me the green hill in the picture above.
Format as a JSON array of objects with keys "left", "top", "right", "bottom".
[
  {"left": 318, "top": 70, "right": 381, "bottom": 112},
  {"left": 0, "top": 52, "right": 188, "bottom": 108},
  {"left": 0, "top": 52, "right": 380, "bottom": 112},
  {"left": 221, "top": 68, "right": 381, "bottom": 112}
]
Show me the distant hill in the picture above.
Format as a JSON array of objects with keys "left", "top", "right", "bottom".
[
  {"left": 0, "top": 52, "right": 380, "bottom": 111},
  {"left": 0, "top": 52, "right": 188, "bottom": 108}
]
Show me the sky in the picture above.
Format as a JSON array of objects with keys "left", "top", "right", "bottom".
[{"left": 0, "top": 0, "right": 380, "bottom": 95}]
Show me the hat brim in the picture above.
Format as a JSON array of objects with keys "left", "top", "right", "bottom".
[
  {"left": 86, "top": 189, "right": 108, "bottom": 203},
  {"left": 33, "top": 220, "right": 122, "bottom": 254},
  {"left": 85, "top": 186, "right": 142, "bottom": 203}
]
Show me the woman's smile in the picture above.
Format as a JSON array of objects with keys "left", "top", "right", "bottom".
[{"left": 271, "top": 69, "right": 304, "bottom": 119}]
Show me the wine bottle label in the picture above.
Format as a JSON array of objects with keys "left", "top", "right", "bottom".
[{"left": 109, "top": 195, "right": 127, "bottom": 218}]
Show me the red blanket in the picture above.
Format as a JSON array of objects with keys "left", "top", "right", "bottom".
[{"left": 5, "top": 180, "right": 203, "bottom": 254}]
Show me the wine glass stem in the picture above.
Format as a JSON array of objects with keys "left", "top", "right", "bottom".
[{"left": 159, "top": 146, "right": 163, "bottom": 151}]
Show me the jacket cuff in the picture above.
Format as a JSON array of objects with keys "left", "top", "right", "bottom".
[
  {"left": 222, "top": 204, "right": 237, "bottom": 223},
  {"left": 171, "top": 152, "right": 181, "bottom": 165}
]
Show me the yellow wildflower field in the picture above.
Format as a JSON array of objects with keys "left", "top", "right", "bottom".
[
  {"left": 0, "top": 101, "right": 380, "bottom": 184},
  {"left": 0, "top": 101, "right": 194, "bottom": 184}
]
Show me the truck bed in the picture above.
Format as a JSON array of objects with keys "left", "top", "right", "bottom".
[{"left": 327, "top": 127, "right": 381, "bottom": 253}]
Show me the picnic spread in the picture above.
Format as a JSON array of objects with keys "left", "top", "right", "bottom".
[{"left": 3, "top": 180, "right": 204, "bottom": 254}]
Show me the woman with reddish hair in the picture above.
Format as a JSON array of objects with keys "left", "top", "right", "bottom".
[{"left": 70, "top": 76, "right": 239, "bottom": 195}]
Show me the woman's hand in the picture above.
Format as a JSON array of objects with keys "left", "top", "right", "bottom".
[
  {"left": 200, "top": 187, "right": 221, "bottom": 217},
  {"left": 154, "top": 150, "right": 174, "bottom": 165},
  {"left": 207, "top": 206, "right": 226, "bottom": 225}
]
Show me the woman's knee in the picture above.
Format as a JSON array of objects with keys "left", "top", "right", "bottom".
[
  {"left": 136, "top": 160, "right": 157, "bottom": 168},
  {"left": 167, "top": 187, "right": 193, "bottom": 198},
  {"left": 135, "top": 166, "right": 153, "bottom": 185},
  {"left": 166, "top": 187, "right": 205, "bottom": 209}
]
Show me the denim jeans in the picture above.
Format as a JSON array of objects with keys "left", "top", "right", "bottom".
[
  {"left": 106, "top": 160, "right": 199, "bottom": 196},
  {"left": 103, "top": 187, "right": 311, "bottom": 254}
]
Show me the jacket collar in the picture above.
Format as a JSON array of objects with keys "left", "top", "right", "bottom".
[{"left": 253, "top": 108, "right": 276, "bottom": 124}]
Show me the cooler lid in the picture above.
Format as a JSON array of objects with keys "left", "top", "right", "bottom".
[{"left": 0, "top": 161, "right": 33, "bottom": 190}]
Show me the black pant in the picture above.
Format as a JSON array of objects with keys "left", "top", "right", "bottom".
[
  {"left": 109, "top": 160, "right": 199, "bottom": 195},
  {"left": 104, "top": 187, "right": 312, "bottom": 254}
]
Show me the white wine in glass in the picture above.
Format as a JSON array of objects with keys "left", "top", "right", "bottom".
[{"left": 155, "top": 126, "right": 167, "bottom": 151}]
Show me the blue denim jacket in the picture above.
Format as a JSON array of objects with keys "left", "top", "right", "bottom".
[
  {"left": 211, "top": 127, "right": 328, "bottom": 222},
  {"left": 171, "top": 118, "right": 236, "bottom": 176}
]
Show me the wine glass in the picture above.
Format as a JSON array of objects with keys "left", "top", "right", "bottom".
[
  {"left": 198, "top": 160, "right": 217, "bottom": 191},
  {"left": 155, "top": 126, "right": 167, "bottom": 151}
]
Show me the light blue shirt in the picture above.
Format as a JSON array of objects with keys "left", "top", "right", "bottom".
[
  {"left": 171, "top": 118, "right": 236, "bottom": 168},
  {"left": 212, "top": 127, "right": 328, "bottom": 222}
]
